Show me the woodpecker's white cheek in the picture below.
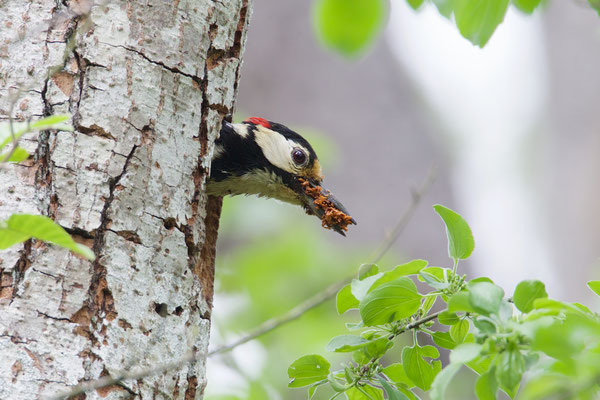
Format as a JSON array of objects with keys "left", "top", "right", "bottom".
[
  {"left": 254, "top": 126, "right": 306, "bottom": 174},
  {"left": 232, "top": 123, "right": 250, "bottom": 138}
]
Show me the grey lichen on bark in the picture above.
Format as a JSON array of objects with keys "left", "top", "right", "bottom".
[{"left": 0, "top": 0, "right": 250, "bottom": 398}]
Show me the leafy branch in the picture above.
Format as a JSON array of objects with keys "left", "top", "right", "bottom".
[{"left": 288, "top": 205, "right": 600, "bottom": 400}]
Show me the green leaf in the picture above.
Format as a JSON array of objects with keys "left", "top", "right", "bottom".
[
  {"left": 422, "top": 295, "right": 437, "bottom": 314},
  {"left": 358, "top": 263, "right": 379, "bottom": 279},
  {"left": 532, "top": 298, "right": 574, "bottom": 313},
  {"left": 420, "top": 345, "right": 440, "bottom": 359},
  {"left": 361, "top": 337, "right": 394, "bottom": 360},
  {"left": 1, "top": 146, "right": 29, "bottom": 162},
  {"left": 454, "top": 0, "right": 510, "bottom": 48},
  {"left": 382, "top": 363, "right": 414, "bottom": 387},
  {"left": 475, "top": 369, "right": 498, "bottom": 400},
  {"left": 406, "top": 0, "right": 425, "bottom": 10},
  {"left": 0, "top": 114, "right": 73, "bottom": 149},
  {"left": 448, "top": 292, "right": 477, "bottom": 313},
  {"left": 430, "top": 363, "right": 461, "bottom": 400},
  {"left": 512, "top": 0, "right": 542, "bottom": 13},
  {"left": 532, "top": 313, "right": 597, "bottom": 359},
  {"left": 378, "top": 376, "right": 410, "bottom": 400},
  {"left": 288, "top": 355, "right": 330, "bottom": 388},
  {"left": 432, "top": 332, "right": 456, "bottom": 350},
  {"left": 402, "top": 345, "right": 440, "bottom": 391},
  {"left": 360, "top": 277, "right": 422, "bottom": 326},
  {"left": 30, "top": 114, "right": 72, "bottom": 130},
  {"left": 351, "top": 273, "right": 383, "bottom": 302},
  {"left": 346, "top": 321, "right": 364, "bottom": 331},
  {"left": 495, "top": 346, "right": 524, "bottom": 396},
  {"left": 370, "top": 260, "right": 428, "bottom": 292},
  {"left": 473, "top": 317, "right": 497, "bottom": 334},
  {"left": 397, "top": 387, "right": 419, "bottom": 400},
  {"left": 469, "top": 277, "right": 494, "bottom": 285},
  {"left": 394, "top": 259, "right": 429, "bottom": 276},
  {"left": 587, "top": 280, "right": 600, "bottom": 297},
  {"left": 590, "top": 0, "right": 600, "bottom": 15},
  {"left": 313, "top": 0, "right": 386, "bottom": 57},
  {"left": 468, "top": 282, "right": 504, "bottom": 315},
  {"left": 513, "top": 280, "right": 548, "bottom": 313},
  {"left": 450, "top": 343, "right": 483, "bottom": 364},
  {"left": 346, "top": 385, "right": 384, "bottom": 400},
  {"left": 498, "top": 301, "right": 513, "bottom": 322},
  {"left": 337, "top": 284, "right": 359, "bottom": 314},
  {"left": 325, "top": 335, "right": 369, "bottom": 352},
  {"left": 438, "top": 311, "right": 460, "bottom": 326},
  {"left": 433, "top": 204, "right": 474, "bottom": 261},
  {"left": 328, "top": 372, "right": 352, "bottom": 392},
  {"left": 421, "top": 266, "right": 446, "bottom": 281},
  {"left": 523, "top": 352, "right": 539, "bottom": 370},
  {"left": 466, "top": 354, "right": 494, "bottom": 375},
  {"left": 518, "top": 374, "right": 565, "bottom": 400},
  {"left": 308, "top": 382, "right": 322, "bottom": 399},
  {"left": 572, "top": 302, "right": 593, "bottom": 314},
  {"left": 419, "top": 271, "right": 449, "bottom": 290},
  {"left": 450, "top": 319, "right": 469, "bottom": 343},
  {"left": 352, "top": 349, "right": 371, "bottom": 365},
  {"left": 432, "top": 0, "right": 455, "bottom": 17},
  {"left": 0, "top": 214, "right": 95, "bottom": 260}
]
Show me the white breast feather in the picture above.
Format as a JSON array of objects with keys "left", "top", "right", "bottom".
[{"left": 206, "top": 169, "right": 300, "bottom": 205}]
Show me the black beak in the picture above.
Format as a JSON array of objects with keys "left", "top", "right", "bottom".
[{"left": 297, "top": 179, "right": 356, "bottom": 236}]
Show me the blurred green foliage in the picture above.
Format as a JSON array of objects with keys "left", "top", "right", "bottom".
[
  {"left": 453, "top": 0, "right": 510, "bottom": 48},
  {"left": 313, "top": 0, "right": 387, "bottom": 57},
  {"left": 590, "top": 0, "right": 600, "bottom": 15},
  {"left": 209, "top": 195, "right": 397, "bottom": 399},
  {"left": 312, "top": 0, "right": 599, "bottom": 54}
]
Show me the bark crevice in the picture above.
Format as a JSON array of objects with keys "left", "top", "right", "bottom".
[
  {"left": 88, "top": 144, "right": 139, "bottom": 323},
  {"left": 101, "top": 42, "right": 203, "bottom": 84}
]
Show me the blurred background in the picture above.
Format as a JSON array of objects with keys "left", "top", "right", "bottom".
[{"left": 206, "top": 1, "right": 600, "bottom": 399}]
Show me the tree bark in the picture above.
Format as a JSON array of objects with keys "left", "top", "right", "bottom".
[{"left": 0, "top": 0, "right": 249, "bottom": 398}]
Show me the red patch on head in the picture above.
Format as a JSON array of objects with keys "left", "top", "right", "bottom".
[{"left": 244, "top": 117, "right": 271, "bottom": 129}]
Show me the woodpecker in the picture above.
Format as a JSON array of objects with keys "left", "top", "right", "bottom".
[{"left": 207, "top": 117, "right": 355, "bottom": 235}]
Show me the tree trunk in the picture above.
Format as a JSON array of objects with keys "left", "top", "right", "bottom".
[{"left": 0, "top": 0, "right": 249, "bottom": 398}]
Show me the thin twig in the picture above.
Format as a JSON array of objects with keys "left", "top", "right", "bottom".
[
  {"left": 357, "top": 309, "right": 446, "bottom": 379},
  {"left": 397, "top": 309, "right": 444, "bottom": 336},
  {"left": 50, "top": 352, "right": 199, "bottom": 400},
  {"left": 370, "top": 166, "right": 437, "bottom": 264},
  {"left": 54, "top": 167, "right": 436, "bottom": 398},
  {"left": 209, "top": 278, "right": 348, "bottom": 356},
  {"left": 208, "top": 166, "right": 437, "bottom": 356}
]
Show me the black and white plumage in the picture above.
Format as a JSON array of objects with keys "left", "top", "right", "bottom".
[{"left": 207, "top": 117, "right": 355, "bottom": 235}]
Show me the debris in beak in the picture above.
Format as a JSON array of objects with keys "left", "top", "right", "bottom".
[{"left": 298, "top": 177, "right": 356, "bottom": 235}]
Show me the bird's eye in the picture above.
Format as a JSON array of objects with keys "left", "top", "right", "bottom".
[{"left": 292, "top": 148, "right": 307, "bottom": 165}]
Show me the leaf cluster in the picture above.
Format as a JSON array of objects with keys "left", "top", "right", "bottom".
[
  {"left": 313, "top": 0, "right": 600, "bottom": 57},
  {"left": 288, "top": 205, "right": 600, "bottom": 399}
]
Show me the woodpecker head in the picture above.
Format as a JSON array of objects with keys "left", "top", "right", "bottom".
[{"left": 207, "top": 117, "right": 355, "bottom": 235}]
